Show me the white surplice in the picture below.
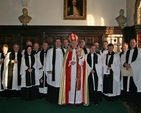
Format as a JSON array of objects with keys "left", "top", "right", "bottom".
[
  {"left": 100, "top": 49, "right": 108, "bottom": 57},
  {"left": 20, "top": 55, "right": 39, "bottom": 88},
  {"left": 2, "top": 52, "right": 21, "bottom": 90},
  {"left": 21, "top": 49, "right": 25, "bottom": 56},
  {"left": 86, "top": 53, "right": 103, "bottom": 91},
  {"left": 122, "top": 48, "right": 141, "bottom": 92},
  {"left": 45, "top": 48, "right": 66, "bottom": 87}
]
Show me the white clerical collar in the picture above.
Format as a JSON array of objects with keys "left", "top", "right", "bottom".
[
  {"left": 56, "top": 47, "right": 61, "bottom": 49},
  {"left": 15, "top": 52, "right": 18, "bottom": 55},
  {"left": 91, "top": 53, "right": 94, "bottom": 56},
  {"left": 131, "top": 48, "right": 134, "bottom": 50}
]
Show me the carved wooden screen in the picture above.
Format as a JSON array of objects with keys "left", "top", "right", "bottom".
[{"left": 137, "top": 31, "right": 141, "bottom": 47}]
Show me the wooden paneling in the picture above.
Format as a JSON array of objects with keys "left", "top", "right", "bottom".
[
  {"left": 134, "top": 25, "right": 141, "bottom": 48},
  {"left": 0, "top": 26, "right": 124, "bottom": 51},
  {"left": 0, "top": 34, "right": 14, "bottom": 52}
]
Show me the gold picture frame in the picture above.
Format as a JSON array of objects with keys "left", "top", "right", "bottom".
[{"left": 64, "top": 0, "right": 86, "bottom": 20}]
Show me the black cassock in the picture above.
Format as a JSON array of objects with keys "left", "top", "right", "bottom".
[
  {"left": 0, "top": 53, "right": 6, "bottom": 90},
  {"left": 38, "top": 50, "right": 48, "bottom": 99},
  {"left": 0, "top": 53, "right": 7, "bottom": 97},
  {"left": 7, "top": 51, "right": 22, "bottom": 89},
  {"left": 87, "top": 53, "right": 102, "bottom": 103},
  {"left": 4, "top": 51, "right": 22, "bottom": 98},
  {"left": 47, "top": 47, "right": 65, "bottom": 103},
  {"left": 21, "top": 53, "right": 39, "bottom": 101},
  {"left": 121, "top": 47, "right": 138, "bottom": 103},
  {"left": 103, "top": 52, "right": 115, "bottom": 94}
]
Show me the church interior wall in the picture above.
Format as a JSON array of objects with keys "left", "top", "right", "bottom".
[
  {"left": 0, "top": 0, "right": 126, "bottom": 26},
  {"left": 0, "top": 0, "right": 138, "bottom": 51}
]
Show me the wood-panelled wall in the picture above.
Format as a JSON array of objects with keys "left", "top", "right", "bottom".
[{"left": 0, "top": 26, "right": 134, "bottom": 52}]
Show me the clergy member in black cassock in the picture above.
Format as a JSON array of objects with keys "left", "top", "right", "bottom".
[
  {"left": 122, "top": 39, "right": 141, "bottom": 106},
  {"left": 63, "top": 39, "right": 69, "bottom": 49},
  {"left": 2, "top": 44, "right": 22, "bottom": 98},
  {"left": 20, "top": 45, "right": 39, "bottom": 101},
  {"left": 0, "top": 44, "right": 9, "bottom": 97},
  {"left": 102, "top": 43, "right": 120, "bottom": 102},
  {"left": 37, "top": 42, "right": 48, "bottom": 99},
  {"left": 21, "top": 40, "right": 32, "bottom": 56},
  {"left": 100, "top": 41, "right": 108, "bottom": 57},
  {"left": 94, "top": 42, "right": 100, "bottom": 54},
  {"left": 86, "top": 45, "right": 102, "bottom": 105},
  {"left": 32, "top": 42, "right": 40, "bottom": 58},
  {"left": 45, "top": 38, "right": 66, "bottom": 103}
]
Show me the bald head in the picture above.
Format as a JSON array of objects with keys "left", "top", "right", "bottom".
[
  {"left": 34, "top": 43, "right": 40, "bottom": 51},
  {"left": 26, "top": 41, "right": 32, "bottom": 46}
]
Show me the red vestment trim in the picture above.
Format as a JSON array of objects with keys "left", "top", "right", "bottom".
[
  {"left": 65, "top": 51, "right": 86, "bottom": 104},
  {"left": 65, "top": 51, "right": 72, "bottom": 104}
]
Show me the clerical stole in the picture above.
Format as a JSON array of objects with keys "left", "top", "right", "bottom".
[
  {"left": 25, "top": 54, "right": 35, "bottom": 86},
  {"left": 87, "top": 53, "right": 98, "bottom": 92},
  {"left": 7, "top": 52, "right": 22, "bottom": 89}
]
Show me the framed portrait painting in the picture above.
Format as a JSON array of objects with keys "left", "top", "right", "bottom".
[{"left": 64, "top": 0, "right": 86, "bottom": 20}]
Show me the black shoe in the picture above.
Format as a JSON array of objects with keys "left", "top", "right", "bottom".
[
  {"left": 48, "top": 101, "right": 52, "bottom": 103},
  {"left": 109, "top": 100, "right": 113, "bottom": 103},
  {"left": 7, "top": 96, "right": 11, "bottom": 99},
  {"left": 94, "top": 102, "right": 99, "bottom": 105}
]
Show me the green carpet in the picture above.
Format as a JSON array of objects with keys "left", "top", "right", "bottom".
[{"left": 0, "top": 97, "right": 128, "bottom": 113}]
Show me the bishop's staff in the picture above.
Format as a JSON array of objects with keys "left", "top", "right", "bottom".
[{"left": 74, "top": 47, "right": 82, "bottom": 105}]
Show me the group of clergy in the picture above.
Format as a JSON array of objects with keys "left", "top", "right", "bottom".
[{"left": 0, "top": 32, "right": 141, "bottom": 107}]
